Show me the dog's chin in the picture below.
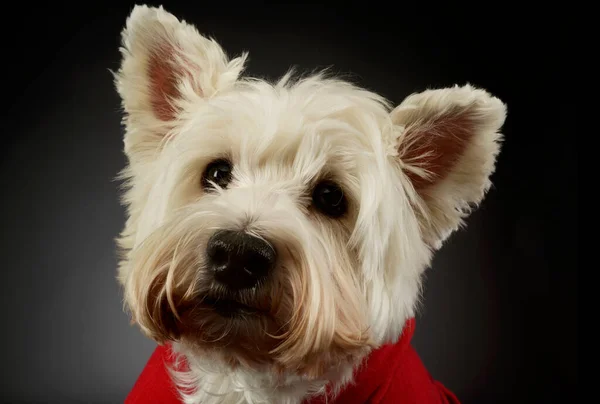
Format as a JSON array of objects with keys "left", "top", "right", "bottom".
[
  {"left": 153, "top": 290, "right": 369, "bottom": 379},
  {"left": 172, "top": 292, "right": 284, "bottom": 369}
]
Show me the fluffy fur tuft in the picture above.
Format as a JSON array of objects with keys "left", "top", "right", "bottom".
[{"left": 114, "top": 5, "right": 506, "bottom": 404}]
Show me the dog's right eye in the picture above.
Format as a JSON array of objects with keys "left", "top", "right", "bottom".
[{"left": 202, "top": 159, "right": 233, "bottom": 190}]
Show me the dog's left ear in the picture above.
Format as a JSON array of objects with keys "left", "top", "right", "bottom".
[
  {"left": 390, "top": 84, "right": 507, "bottom": 248},
  {"left": 114, "top": 5, "right": 247, "bottom": 158}
]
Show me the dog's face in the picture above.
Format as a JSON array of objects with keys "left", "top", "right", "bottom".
[{"left": 115, "top": 5, "right": 506, "bottom": 379}]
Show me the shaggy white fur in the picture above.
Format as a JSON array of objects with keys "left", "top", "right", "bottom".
[{"left": 113, "top": 5, "right": 507, "bottom": 404}]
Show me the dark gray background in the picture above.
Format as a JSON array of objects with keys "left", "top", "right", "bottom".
[{"left": 1, "top": 2, "right": 576, "bottom": 403}]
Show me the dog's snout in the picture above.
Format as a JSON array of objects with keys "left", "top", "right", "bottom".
[{"left": 206, "top": 230, "right": 276, "bottom": 290}]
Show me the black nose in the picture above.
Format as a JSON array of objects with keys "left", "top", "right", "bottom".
[{"left": 206, "top": 230, "right": 277, "bottom": 290}]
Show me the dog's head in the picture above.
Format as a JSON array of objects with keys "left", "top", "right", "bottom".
[{"left": 114, "top": 5, "right": 506, "bottom": 379}]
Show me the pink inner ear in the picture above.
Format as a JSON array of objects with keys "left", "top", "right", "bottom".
[
  {"left": 148, "top": 45, "right": 181, "bottom": 122},
  {"left": 404, "top": 112, "right": 474, "bottom": 191}
]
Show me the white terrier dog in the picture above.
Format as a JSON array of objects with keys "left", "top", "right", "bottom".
[{"left": 114, "top": 5, "right": 506, "bottom": 404}]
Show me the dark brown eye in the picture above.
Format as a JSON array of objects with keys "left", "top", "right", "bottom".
[
  {"left": 202, "top": 159, "right": 233, "bottom": 190},
  {"left": 312, "top": 180, "right": 347, "bottom": 218}
]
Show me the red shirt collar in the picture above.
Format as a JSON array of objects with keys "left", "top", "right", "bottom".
[{"left": 126, "top": 318, "right": 460, "bottom": 404}]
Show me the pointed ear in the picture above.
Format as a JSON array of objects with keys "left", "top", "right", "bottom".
[
  {"left": 114, "top": 5, "right": 247, "bottom": 158},
  {"left": 391, "top": 84, "right": 507, "bottom": 248}
]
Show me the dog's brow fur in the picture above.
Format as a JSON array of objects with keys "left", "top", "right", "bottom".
[{"left": 114, "top": 5, "right": 506, "bottom": 403}]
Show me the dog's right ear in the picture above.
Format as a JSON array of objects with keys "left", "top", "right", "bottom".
[{"left": 114, "top": 5, "right": 247, "bottom": 159}]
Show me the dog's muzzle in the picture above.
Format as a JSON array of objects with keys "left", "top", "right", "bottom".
[{"left": 206, "top": 230, "right": 277, "bottom": 291}]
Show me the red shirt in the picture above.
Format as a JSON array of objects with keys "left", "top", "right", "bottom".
[{"left": 126, "top": 318, "right": 460, "bottom": 403}]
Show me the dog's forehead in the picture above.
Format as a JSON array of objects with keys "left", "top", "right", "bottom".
[{"left": 177, "top": 79, "right": 390, "bottom": 180}]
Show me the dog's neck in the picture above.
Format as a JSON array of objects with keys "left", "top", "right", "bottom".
[{"left": 170, "top": 342, "right": 358, "bottom": 404}]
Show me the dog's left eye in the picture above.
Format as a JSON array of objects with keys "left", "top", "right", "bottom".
[
  {"left": 202, "top": 159, "right": 233, "bottom": 190},
  {"left": 312, "top": 180, "right": 348, "bottom": 218}
]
